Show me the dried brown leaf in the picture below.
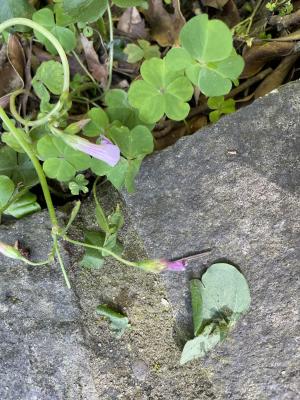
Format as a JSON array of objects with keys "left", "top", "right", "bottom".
[
  {"left": 201, "top": 0, "right": 229, "bottom": 9},
  {"left": 254, "top": 54, "right": 300, "bottom": 98},
  {"left": 241, "top": 41, "right": 296, "bottom": 78},
  {"left": 80, "top": 34, "right": 107, "bottom": 87},
  {"left": 117, "top": 7, "right": 147, "bottom": 39},
  {"left": 143, "top": 0, "right": 185, "bottom": 47}
]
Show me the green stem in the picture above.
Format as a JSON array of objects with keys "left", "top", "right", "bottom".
[
  {"left": 106, "top": 3, "right": 114, "bottom": 91},
  {"left": 0, "top": 18, "right": 70, "bottom": 127},
  {"left": 64, "top": 236, "right": 137, "bottom": 268},
  {"left": 0, "top": 107, "right": 59, "bottom": 230},
  {"left": 72, "top": 50, "right": 98, "bottom": 85},
  {"left": 22, "top": 256, "right": 53, "bottom": 266},
  {"left": 53, "top": 236, "right": 71, "bottom": 289}
]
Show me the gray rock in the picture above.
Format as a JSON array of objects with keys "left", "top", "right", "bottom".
[
  {"left": 0, "top": 212, "right": 98, "bottom": 400},
  {"left": 122, "top": 82, "right": 300, "bottom": 399}
]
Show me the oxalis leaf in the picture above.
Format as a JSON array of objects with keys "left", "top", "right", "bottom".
[
  {"left": 96, "top": 304, "right": 130, "bottom": 338},
  {"left": 180, "top": 263, "right": 251, "bottom": 364},
  {"left": 0, "top": 0, "right": 34, "bottom": 31},
  {"left": 128, "top": 58, "right": 193, "bottom": 123},
  {"left": 37, "top": 135, "right": 91, "bottom": 182},
  {"left": 166, "top": 14, "right": 244, "bottom": 97},
  {"left": 32, "top": 8, "right": 76, "bottom": 55}
]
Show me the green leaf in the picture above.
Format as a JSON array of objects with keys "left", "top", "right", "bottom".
[
  {"left": 69, "top": 174, "right": 89, "bottom": 195},
  {"left": 80, "top": 230, "right": 106, "bottom": 269},
  {"left": 0, "top": 175, "right": 15, "bottom": 209},
  {"left": 62, "top": 0, "right": 108, "bottom": 24},
  {"left": 197, "top": 263, "right": 251, "bottom": 326},
  {"left": 96, "top": 304, "right": 130, "bottom": 337},
  {"left": 124, "top": 40, "right": 160, "bottom": 63},
  {"left": 32, "top": 61, "right": 64, "bottom": 96},
  {"left": 180, "top": 324, "right": 222, "bottom": 365},
  {"left": 32, "top": 8, "right": 76, "bottom": 54},
  {"left": 4, "top": 192, "right": 41, "bottom": 219},
  {"left": 207, "top": 96, "right": 235, "bottom": 122},
  {"left": 180, "top": 14, "right": 232, "bottom": 62},
  {"left": 113, "top": 0, "right": 146, "bottom": 7},
  {"left": 105, "top": 89, "right": 154, "bottom": 131},
  {"left": 83, "top": 107, "right": 110, "bottom": 137},
  {"left": 166, "top": 15, "right": 244, "bottom": 97},
  {"left": 0, "top": 0, "right": 34, "bottom": 31},
  {"left": 190, "top": 279, "right": 203, "bottom": 337},
  {"left": 37, "top": 135, "right": 91, "bottom": 182},
  {"left": 0, "top": 146, "right": 38, "bottom": 187},
  {"left": 128, "top": 58, "right": 193, "bottom": 123},
  {"left": 109, "top": 125, "right": 154, "bottom": 159}
]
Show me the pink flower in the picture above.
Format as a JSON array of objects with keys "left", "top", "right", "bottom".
[
  {"left": 62, "top": 134, "right": 120, "bottom": 167},
  {"left": 135, "top": 258, "right": 188, "bottom": 273}
]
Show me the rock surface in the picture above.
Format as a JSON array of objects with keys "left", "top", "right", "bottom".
[
  {"left": 0, "top": 213, "right": 98, "bottom": 400},
  {"left": 122, "top": 82, "right": 300, "bottom": 399}
]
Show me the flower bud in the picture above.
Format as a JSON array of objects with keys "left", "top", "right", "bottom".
[
  {"left": 0, "top": 241, "right": 24, "bottom": 260},
  {"left": 135, "top": 258, "right": 187, "bottom": 273}
]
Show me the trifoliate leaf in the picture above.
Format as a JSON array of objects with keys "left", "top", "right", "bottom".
[
  {"left": 207, "top": 96, "right": 235, "bottom": 123},
  {"left": 124, "top": 40, "right": 160, "bottom": 63},
  {"left": 128, "top": 58, "right": 193, "bottom": 123},
  {"left": 96, "top": 304, "right": 130, "bottom": 337},
  {"left": 83, "top": 107, "right": 110, "bottom": 137},
  {"left": 37, "top": 135, "right": 91, "bottom": 182},
  {"left": 32, "top": 8, "right": 76, "bottom": 54}
]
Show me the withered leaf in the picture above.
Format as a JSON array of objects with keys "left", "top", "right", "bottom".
[{"left": 117, "top": 7, "right": 147, "bottom": 39}]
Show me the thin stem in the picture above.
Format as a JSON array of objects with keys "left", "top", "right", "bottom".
[
  {"left": 0, "top": 18, "right": 70, "bottom": 127},
  {"left": 106, "top": 3, "right": 114, "bottom": 91},
  {"left": 64, "top": 236, "right": 137, "bottom": 268},
  {"left": 22, "top": 256, "right": 53, "bottom": 266},
  {"left": 0, "top": 107, "right": 59, "bottom": 229},
  {"left": 72, "top": 50, "right": 98, "bottom": 85},
  {"left": 54, "top": 236, "right": 71, "bottom": 289}
]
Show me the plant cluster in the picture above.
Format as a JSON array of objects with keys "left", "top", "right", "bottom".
[{"left": 0, "top": 1, "right": 250, "bottom": 363}]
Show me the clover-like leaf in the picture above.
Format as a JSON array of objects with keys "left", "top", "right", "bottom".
[
  {"left": 83, "top": 107, "right": 110, "bottom": 137},
  {"left": 32, "top": 8, "right": 76, "bottom": 55},
  {"left": 109, "top": 125, "right": 154, "bottom": 159},
  {"left": 91, "top": 156, "right": 143, "bottom": 192},
  {"left": 96, "top": 304, "right": 130, "bottom": 338},
  {"left": 128, "top": 58, "right": 193, "bottom": 123},
  {"left": 0, "top": 146, "right": 38, "bottom": 187},
  {"left": 105, "top": 89, "right": 154, "bottom": 130},
  {"left": 0, "top": 0, "right": 34, "bottom": 31},
  {"left": 69, "top": 174, "right": 89, "bottom": 195},
  {"left": 37, "top": 135, "right": 91, "bottom": 182},
  {"left": 207, "top": 96, "right": 235, "bottom": 123},
  {"left": 124, "top": 40, "right": 160, "bottom": 63},
  {"left": 166, "top": 15, "right": 244, "bottom": 97}
]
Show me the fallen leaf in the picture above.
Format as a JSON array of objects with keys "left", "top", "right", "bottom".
[
  {"left": 0, "top": 35, "right": 25, "bottom": 108},
  {"left": 202, "top": 0, "right": 229, "bottom": 9},
  {"left": 143, "top": 0, "right": 185, "bottom": 46},
  {"left": 80, "top": 34, "right": 108, "bottom": 87},
  {"left": 117, "top": 7, "right": 147, "bottom": 39},
  {"left": 241, "top": 41, "right": 296, "bottom": 78},
  {"left": 254, "top": 54, "right": 300, "bottom": 98},
  {"left": 220, "top": 0, "right": 240, "bottom": 28}
]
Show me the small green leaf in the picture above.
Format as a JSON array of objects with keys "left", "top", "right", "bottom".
[
  {"left": 109, "top": 125, "right": 154, "bottom": 159},
  {"left": 80, "top": 230, "right": 106, "bottom": 269},
  {"left": 208, "top": 96, "right": 235, "bottom": 122},
  {"left": 180, "top": 325, "right": 222, "bottom": 365},
  {"left": 96, "top": 304, "right": 130, "bottom": 337},
  {"left": 0, "top": 175, "right": 15, "bottom": 209},
  {"left": 4, "top": 192, "right": 41, "bottom": 219},
  {"left": 83, "top": 107, "right": 110, "bottom": 137},
  {"left": 0, "top": 146, "right": 38, "bottom": 187},
  {"left": 37, "top": 136, "right": 91, "bottom": 182},
  {"left": 128, "top": 58, "right": 193, "bottom": 123},
  {"left": 32, "top": 8, "right": 76, "bottom": 54},
  {"left": 32, "top": 61, "right": 64, "bottom": 96},
  {"left": 113, "top": 0, "right": 146, "bottom": 7},
  {"left": 105, "top": 89, "right": 154, "bottom": 130},
  {"left": 124, "top": 40, "right": 160, "bottom": 63},
  {"left": 69, "top": 174, "right": 89, "bottom": 195}
]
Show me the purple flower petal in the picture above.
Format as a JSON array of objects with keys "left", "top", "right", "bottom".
[
  {"left": 62, "top": 134, "right": 120, "bottom": 167},
  {"left": 165, "top": 259, "right": 188, "bottom": 271}
]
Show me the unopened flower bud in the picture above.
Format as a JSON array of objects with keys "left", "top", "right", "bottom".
[
  {"left": 135, "top": 258, "right": 187, "bottom": 273},
  {"left": 0, "top": 241, "right": 24, "bottom": 260}
]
